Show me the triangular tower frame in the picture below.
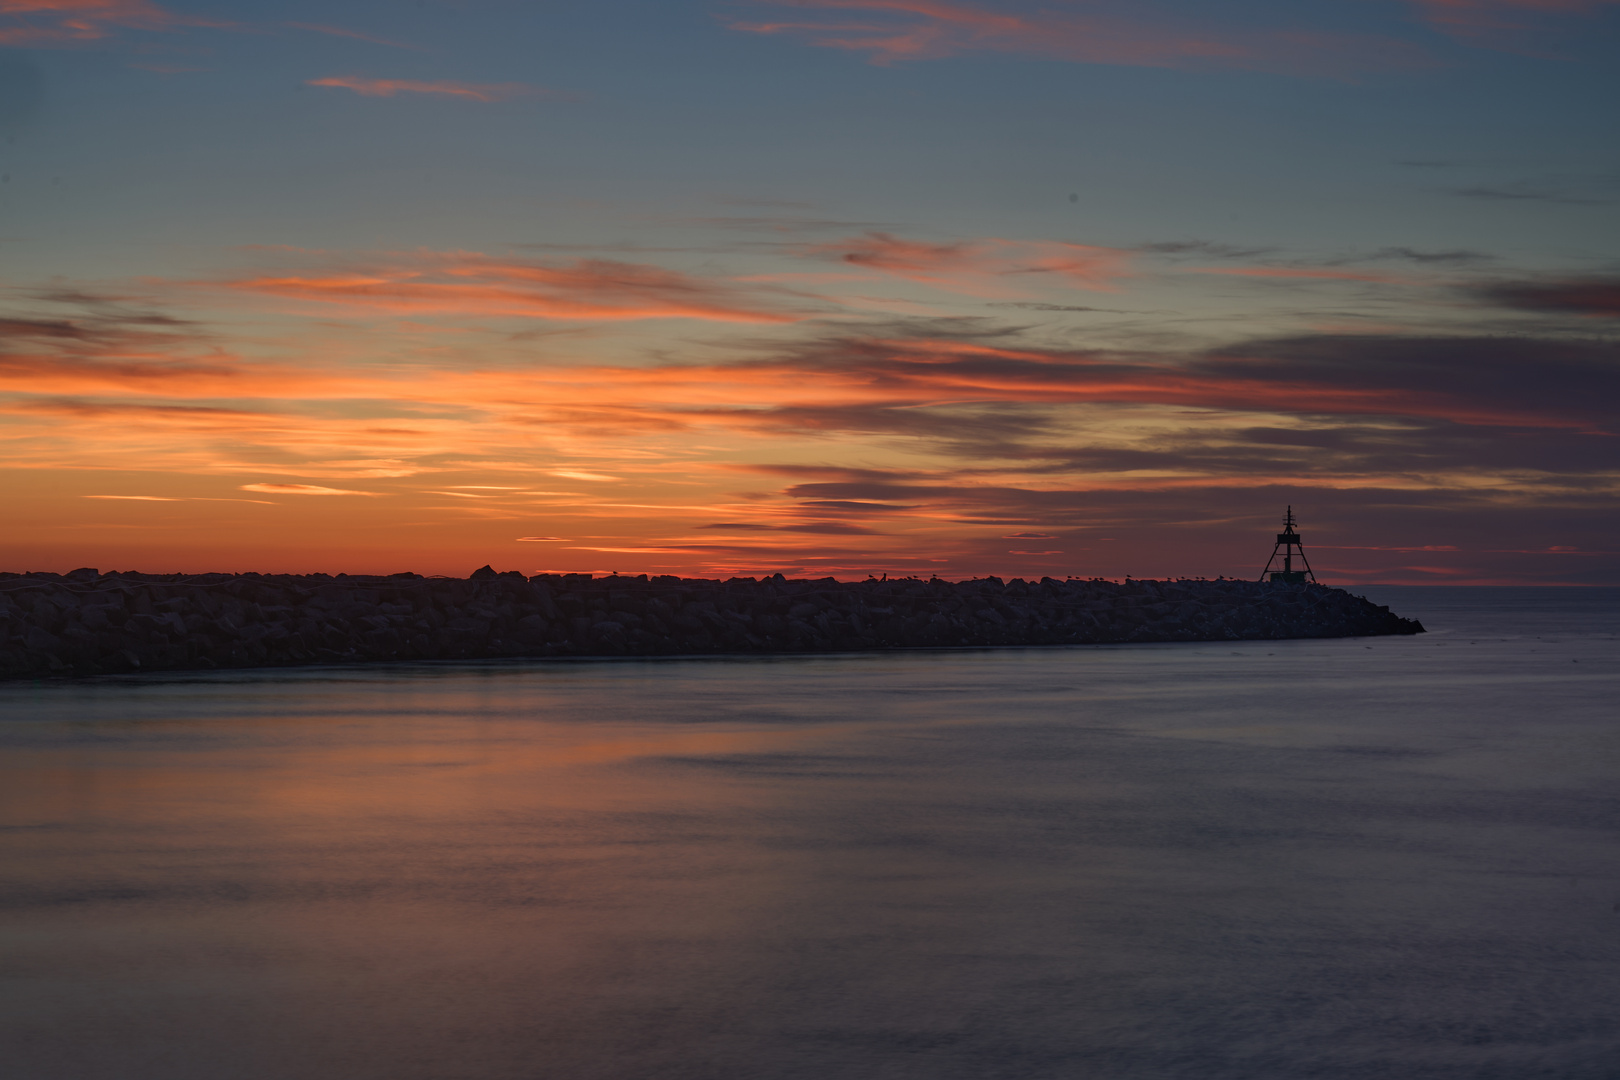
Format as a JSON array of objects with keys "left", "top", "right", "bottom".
[{"left": 1259, "top": 505, "right": 1316, "bottom": 584}]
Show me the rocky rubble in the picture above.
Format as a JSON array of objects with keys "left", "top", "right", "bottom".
[{"left": 0, "top": 567, "right": 1424, "bottom": 680}]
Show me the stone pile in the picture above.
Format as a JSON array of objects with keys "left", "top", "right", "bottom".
[{"left": 0, "top": 567, "right": 1424, "bottom": 679}]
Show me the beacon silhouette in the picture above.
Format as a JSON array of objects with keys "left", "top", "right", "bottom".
[{"left": 1260, "top": 506, "right": 1316, "bottom": 584}]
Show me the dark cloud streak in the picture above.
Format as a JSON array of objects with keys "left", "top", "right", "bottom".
[
  {"left": 697, "top": 521, "right": 881, "bottom": 534},
  {"left": 1371, "top": 247, "right": 1494, "bottom": 264},
  {"left": 1472, "top": 276, "right": 1620, "bottom": 318}
]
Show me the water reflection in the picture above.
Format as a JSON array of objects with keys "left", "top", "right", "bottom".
[{"left": 2, "top": 591, "right": 1618, "bottom": 1079}]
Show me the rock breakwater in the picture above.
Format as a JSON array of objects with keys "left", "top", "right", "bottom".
[{"left": 0, "top": 568, "right": 1423, "bottom": 680}]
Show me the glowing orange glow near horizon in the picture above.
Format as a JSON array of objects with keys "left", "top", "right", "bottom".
[{"left": 4, "top": 231, "right": 1615, "bottom": 584}]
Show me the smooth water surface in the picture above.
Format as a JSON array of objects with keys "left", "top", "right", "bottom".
[{"left": 2, "top": 587, "right": 1617, "bottom": 1079}]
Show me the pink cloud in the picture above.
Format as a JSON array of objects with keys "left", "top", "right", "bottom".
[
  {"left": 806, "top": 232, "right": 1131, "bottom": 297},
  {"left": 306, "top": 77, "right": 566, "bottom": 103},
  {"left": 0, "top": 0, "right": 226, "bottom": 45},
  {"left": 731, "top": 0, "right": 1429, "bottom": 77}
]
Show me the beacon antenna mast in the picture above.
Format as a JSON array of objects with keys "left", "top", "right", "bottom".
[{"left": 1259, "top": 505, "right": 1316, "bottom": 584}]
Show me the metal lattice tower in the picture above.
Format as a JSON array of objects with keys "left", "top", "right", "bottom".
[{"left": 1259, "top": 506, "right": 1316, "bottom": 584}]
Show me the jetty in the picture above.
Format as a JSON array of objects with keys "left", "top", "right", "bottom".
[{"left": 0, "top": 568, "right": 1423, "bottom": 680}]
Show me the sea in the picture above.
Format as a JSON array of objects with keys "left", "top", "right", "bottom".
[{"left": 1, "top": 586, "right": 1616, "bottom": 1080}]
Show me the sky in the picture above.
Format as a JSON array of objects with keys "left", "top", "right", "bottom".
[{"left": 1, "top": 0, "right": 1616, "bottom": 584}]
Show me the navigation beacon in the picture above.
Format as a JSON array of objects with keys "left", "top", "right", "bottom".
[{"left": 1259, "top": 506, "right": 1316, "bottom": 584}]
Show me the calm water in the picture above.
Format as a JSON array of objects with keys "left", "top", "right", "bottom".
[{"left": 2, "top": 587, "right": 1617, "bottom": 1079}]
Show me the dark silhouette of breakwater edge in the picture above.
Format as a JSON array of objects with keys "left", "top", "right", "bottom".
[{"left": 0, "top": 567, "right": 1424, "bottom": 680}]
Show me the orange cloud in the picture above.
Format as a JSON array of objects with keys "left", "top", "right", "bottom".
[
  {"left": 15, "top": 398, "right": 267, "bottom": 419},
  {"left": 306, "top": 77, "right": 565, "bottom": 103},
  {"left": 240, "top": 483, "right": 380, "bottom": 496},
  {"left": 218, "top": 251, "right": 805, "bottom": 324},
  {"left": 806, "top": 232, "right": 1131, "bottom": 297},
  {"left": 5, "top": 281, "right": 1615, "bottom": 586},
  {"left": 0, "top": 311, "right": 293, "bottom": 398},
  {"left": 5, "top": 294, "right": 1606, "bottom": 440},
  {"left": 732, "top": 0, "right": 1428, "bottom": 76},
  {"left": 84, "top": 494, "right": 277, "bottom": 504}
]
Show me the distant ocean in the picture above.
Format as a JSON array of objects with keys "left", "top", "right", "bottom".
[{"left": 2, "top": 586, "right": 1616, "bottom": 1080}]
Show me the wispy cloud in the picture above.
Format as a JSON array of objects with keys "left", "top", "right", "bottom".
[
  {"left": 216, "top": 250, "right": 807, "bottom": 324},
  {"left": 986, "top": 302, "right": 1126, "bottom": 313},
  {"left": 1139, "top": 240, "right": 1275, "bottom": 260},
  {"left": 1408, "top": 0, "right": 1620, "bottom": 44},
  {"left": 239, "top": 483, "right": 380, "bottom": 496},
  {"left": 729, "top": 0, "right": 1430, "bottom": 77},
  {"left": 1183, "top": 266, "right": 1408, "bottom": 284},
  {"left": 84, "top": 493, "right": 276, "bottom": 504},
  {"left": 804, "top": 231, "right": 1131, "bottom": 297},
  {"left": 1473, "top": 275, "right": 1620, "bottom": 317},
  {"left": 7, "top": 274, "right": 1617, "bottom": 581},
  {"left": 1371, "top": 247, "right": 1495, "bottom": 265},
  {"left": 9, "top": 284, "right": 1616, "bottom": 450},
  {"left": 0, "top": 0, "right": 229, "bottom": 45},
  {"left": 666, "top": 326, "right": 1620, "bottom": 436},
  {"left": 550, "top": 470, "right": 619, "bottom": 482},
  {"left": 697, "top": 520, "right": 880, "bottom": 534},
  {"left": 306, "top": 76, "right": 570, "bottom": 103},
  {"left": 0, "top": 3, "right": 438, "bottom": 52}
]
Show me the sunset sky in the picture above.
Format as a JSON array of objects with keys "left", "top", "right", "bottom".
[{"left": 2, "top": 0, "right": 1616, "bottom": 583}]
